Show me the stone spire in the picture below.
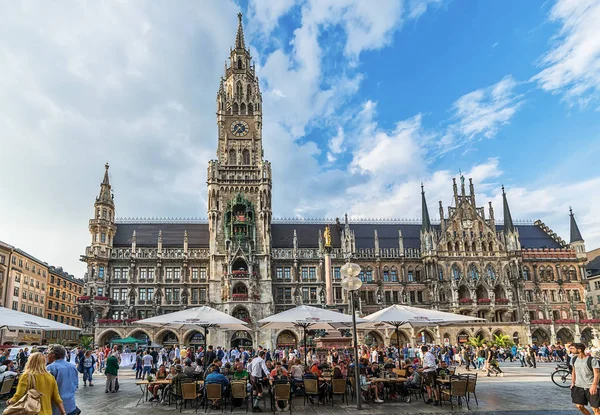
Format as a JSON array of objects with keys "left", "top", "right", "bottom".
[
  {"left": 421, "top": 183, "right": 432, "bottom": 232},
  {"left": 569, "top": 207, "right": 584, "bottom": 243},
  {"left": 502, "top": 185, "right": 514, "bottom": 233},
  {"left": 97, "top": 163, "right": 113, "bottom": 206},
  {"left": 235, "top": 12, "right": 245, "bottom": 50}
]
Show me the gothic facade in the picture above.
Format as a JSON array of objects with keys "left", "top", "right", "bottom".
[{"left": 79, "top": 14, "right": 595, "bottom": 350}]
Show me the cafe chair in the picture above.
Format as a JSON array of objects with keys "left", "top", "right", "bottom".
[
  {"left": 0, "top": 376, "right": 16, "bottom": 400},
  {"left": 462, "top": 373, "right": 479, "bottom": 405},
  {"left": 393, "top": 369, "right": 407, "bottom": 378},
  {"left": 303, "top": 379, "right": 319, "bottom": 407},
  {"left": 169, "top": 378, "right": 184, "bottom": 408},
  {"left": 230, "top": 381, "right": 250, "bottom": 414},
  {"left": 408, "top": 375, "right": 424, "bottom": 402},
  {"left": 440, "top": 377, "right": 469, "bottom": 410},
  {"left": 181, "top": 382, "right": 201, "bottom": 413},
  {"left": 272, "top": 383, "right": 292, "bottom": 413},
  {"left": 331, "top": 379, "right": 347, "bottom": 406},
  {"left": 205, "top": 384, "right": 224, "bottom": 414}
]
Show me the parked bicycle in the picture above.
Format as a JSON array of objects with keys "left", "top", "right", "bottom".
[{"left": 551, "top": 363, "right": 571, "bottom": 388}]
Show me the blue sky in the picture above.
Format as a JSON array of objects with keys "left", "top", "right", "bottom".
[{"left": 0, "top": 0, "right": 599, "bottom": 276}]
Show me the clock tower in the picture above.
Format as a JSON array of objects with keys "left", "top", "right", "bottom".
[{"left": 208, "top": 13, "right": 273, "bottom": 345}]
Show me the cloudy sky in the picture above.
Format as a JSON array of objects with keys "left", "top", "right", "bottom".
[{"left": 1, "top": 0, "right": 600, "bottom": 276}]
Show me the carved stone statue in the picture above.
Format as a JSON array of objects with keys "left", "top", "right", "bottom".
[
  {"left": 523, "top": 310, "right": 530, "bottom": 323},
  {"left": 182, "top": 288, "right": 189, "bottom": 303},
  {"left": 324, "top": 226, "right": 332, "bottom": 248},
  {"left": 221, "top": 278, "right": 230, "bottom": 302},
  {"left": 319, "top": 288, "right": 325, "bottom": 303},
  {"left": 128, "top": 304, "right": 135, "bottom": 318}
]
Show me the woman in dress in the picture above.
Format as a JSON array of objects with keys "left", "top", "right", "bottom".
[{"left": 7, "top": 352, "right": 67, "bottom": 415}]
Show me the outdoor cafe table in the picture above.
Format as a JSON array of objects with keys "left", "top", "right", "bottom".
[
  {"left": 368, "top": 377, "right": 407, "bottom": 402},
  {"left": 135, "top": 379, "right": 171, "bottom": 407}
]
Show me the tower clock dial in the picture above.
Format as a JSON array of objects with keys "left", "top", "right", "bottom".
[{"left": 231, "top": 120, "right": 249, "bottom": 137}]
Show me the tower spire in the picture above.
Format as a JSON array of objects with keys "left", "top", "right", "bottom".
[
  {"left": 235, "top": 12, "right": 245, "bottom": 50},
  {"left": 569, "top": 207, "right": 584, "bottom": 243},
  {"left": 97, "top": 162, "right": 113, "bottom": 206},
  {"left": 421, "top": 183, "right": 432, "bottom": 232},
  {"left": 502, "top": 185, "right": 514, "bottom": 233}
]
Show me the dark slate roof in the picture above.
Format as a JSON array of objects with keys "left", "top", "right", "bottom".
[
  {"left": 113, "top": 223, "right": 209, "bottom": 247},
  {"left": 587, "top": 256, "right": 600, "bottom": 278},
  {"left": 113, "top": 222, "right": 562, "bottom": 250}
]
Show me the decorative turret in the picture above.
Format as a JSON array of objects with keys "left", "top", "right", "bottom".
[
  {"left": 131, "top": 230, "right": 136, "bottom": 252},
  {"left": 569, "top": 207, "right": 586, "bottom": 258},
  {"left": 501, "top": 185, "right": 520, "bottom": 251},
  {"left": 158, "top": 230, "right": 163, "bottom": 252},
  {"left": 184, "top": 230, "right": 188, "bottom": 253},
  {"left": 421, "top": 184, "right": 435, "bottom": 253},
  {"left": 235, "top": 12, "right": 245, "bottom": 50},
  {"left": 398, "top": 230, "right": 405, "bottom": 254}
]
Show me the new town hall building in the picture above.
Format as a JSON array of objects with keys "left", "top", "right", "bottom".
[{"left": 79, "top": 14, "right": 596, "bottom": 351}]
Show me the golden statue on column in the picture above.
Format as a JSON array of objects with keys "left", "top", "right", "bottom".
[{"left": 324, "top": 225, "right": 332, "bottom": 248}]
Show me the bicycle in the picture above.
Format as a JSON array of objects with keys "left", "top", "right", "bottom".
[{"left": 551, "top": 363, "right": 571, "bottom": 388}]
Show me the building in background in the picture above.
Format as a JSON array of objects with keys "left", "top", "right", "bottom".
[
  {"left": 586, "top": 254, "right": 600, "bottom": 319},
  {"left": 80, "top": 14, "right": 595, "bottom": 350},
  {"left": 44, "top": 266, "right": 84, "bottom": 346},
  {"left": 0, "top": 241, "right": 82, "bottom": 345}
]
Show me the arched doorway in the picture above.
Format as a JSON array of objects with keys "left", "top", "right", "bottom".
[
  {"left": 531, "top": 328, "right": 550, "bottom": 345},
  {"left": 276, "top": 330, "right": 297, "bottom": 349},
  {"left": 390, "top": 330, "right": 410, "bottom": 347},
  {"left": 475, "top": 330, "right": 489, "bottom": 341},
  {"left": 128, "top": 329, "right": 150, "bottom": 345},
  {"left": 457, "top": 330, "right": 470, "bottom": 344},
  {"left": 364, "top": 331, "right": 385, "bottom": 348},
  {"left": 556, "top": 328, "right": 574, "bottom": 344},
  {"left": 100, "top": 330, "right": 121, "bottom": 347},
  {"left": 185, "top": 331, "right": 205, "bottom": 349},
  {"left": 157, "top": 330, "right": 179, "bottom": 346},
  {"left": 581, "top": 328, "right": 594, "bottom": 345},
  {"left": 417, "top": 330, "right": 434, "bottom": 345},
  {"left": 231, "top": 330, "right": 252, "bottom": 348}
]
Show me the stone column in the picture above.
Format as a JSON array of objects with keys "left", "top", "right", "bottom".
[
  {"left": 324, "top": 248, "right": 333, "bottom": 306},
  {"left": 550, "top": 323, "right": 557, "bottom": 344}
]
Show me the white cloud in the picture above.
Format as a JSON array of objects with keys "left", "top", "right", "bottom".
[
  {"left": 441, "top": 75, "right": 523, "bottom": 152},
  {"left": 532, "top": 0, "right": 600, "bottom": 107}
]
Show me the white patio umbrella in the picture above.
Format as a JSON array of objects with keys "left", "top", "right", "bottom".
[
  {"left": 361, "top": 304, "right": 484, "bottom": 350},
  {"left": 258, "top": 305, "right": 368, "bottom": 365},
  {"left": 135, "top": 306, "right": 248, "bottom": 369},
  {"left": 0, "top": 306, "right": 81, "bottom": 344}
]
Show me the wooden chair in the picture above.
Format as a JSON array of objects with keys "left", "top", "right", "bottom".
[
  {"left": 272, "top": 383, "right": 291, "bottom": 413},
  {"left": 303, "top": 379, "right": 319, "bottom": 406},
  {"left": 230, "top": 381, "right": 250, "bottom": 414},
  {"left": 169, "top": 378, "right": 183, "bottom": 408},
  {"left": 181, "top": 382, "right": 201, "bottom": 412},
  {"left": 393, "top": 369, "right": 407, "bottom": 377},
  {"left": 331, "top": 379, "right": 347, "bottom": 406},
  {"left": 440, "top": 377, "right": 469, "bottom": 410},
  {"left": 348, "top": 377, "right": 356, "bottom": 402},
  {"left": 205, "top": 384, "right": 224, "bottom": 414},
  {"left": 462, "top": 373, "right": 478, "bottom": 405}
]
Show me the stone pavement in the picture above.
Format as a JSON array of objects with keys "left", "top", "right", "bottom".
[{"left": 0, "top": 361, "right": 582, "bottom": 414}]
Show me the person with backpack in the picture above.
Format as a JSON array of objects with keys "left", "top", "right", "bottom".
[{"left": 570, "top": 343, "right": 600, "bottom": 415}]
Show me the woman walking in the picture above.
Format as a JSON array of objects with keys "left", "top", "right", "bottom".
[{"left": 7, "top": 352, "right": 68, "bottom": 415}]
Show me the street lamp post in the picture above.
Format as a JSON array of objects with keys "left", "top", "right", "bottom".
[{"left": 341, "top": 262, "right": 363, "bottom": 410}]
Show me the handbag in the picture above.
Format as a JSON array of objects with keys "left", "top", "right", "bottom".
[{"left": 3, "top": 373, "right": 43, "bottom": 415}]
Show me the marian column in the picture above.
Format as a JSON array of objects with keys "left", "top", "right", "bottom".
[{"left": 324, "top": 226, "right": 334, "bottom": 306}]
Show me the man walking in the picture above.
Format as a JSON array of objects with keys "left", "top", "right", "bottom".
[
  {"left": 420, "top": 345, "right": 439, "bottom": 406},
  {"left": 570, "top": 343, "right": 600, "bottom": 415},
  {"left": 47, "top": 344, "right": 80, "bottom": 415},
  {"left": 249, "top": 350, "right": 270, "bottom": 412}
]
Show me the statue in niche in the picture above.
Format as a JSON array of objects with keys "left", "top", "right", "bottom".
[
  {"left": 221, "top": 278, "right": 230, "bottom": 302},
  {"left": 324, "top": 226, "right": 332, "bottom": 248}
]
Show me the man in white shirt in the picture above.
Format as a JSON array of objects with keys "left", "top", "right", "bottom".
[
  {"left": 370, "top": 347, "right": 378, "bottom": 364},
  {"left": 175, "top": 344, "right": 181, "bottom": 360},
  {"left": 420, "top": 345, "right": 439, "bottom": 405},
  {"left": 249, "top": 351, "right": 269, "bottom": 412}
]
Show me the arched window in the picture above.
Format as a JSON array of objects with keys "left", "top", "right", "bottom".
[
  {"left": 232, "top": 102, "right": 239, "bottom": 115},
  {"left": 240, "top": 103, "right": 246, "bottom": 115},
  {"left": 486, "top": 265, "right": 496, "bottom": 281},
  {"left": 452, "top": 264, "right": 461, "bottom": 280},
  {"left": 236, "top": 81, "right": 243, "bottom": 98},
  {"left": 447, "top": 242, "right": 452, "bottom": 252},
  {"left": 522, "top": 267, "right": 530, "bottom": 281},
  {"left": 468, "top": 264, "right": 479, "bottom": 281},
  {"left": 229, "top": 149, "right": 237, "bottom": 165},
  {"left": 246, "top": 84, "right": 252, "bottom": 98},
  {"left": 237, "top": 58, "right": 243, "bottom": 70},
  {"left": 242, "top": 149, "right": 250, "bottom": 165},
  {"left": 248, "top": 102, "right": 254, "bottom": 115}
]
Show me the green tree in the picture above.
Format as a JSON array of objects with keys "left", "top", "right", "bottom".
[
  {"left": 492, "top": 334, "right": 514, "bottom": 348},
  {"left": 79, "top": 335, "right": 93, "bottom": 350},
  {"left": 467, "top": 335, "right": 486, "bottom": 348}
]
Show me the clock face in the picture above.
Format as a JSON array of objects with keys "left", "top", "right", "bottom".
[{"left": 231, "top": 120, "right": 249, "bottom": 137}]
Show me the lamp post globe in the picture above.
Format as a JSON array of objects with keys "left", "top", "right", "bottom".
[
  {"left": 341, "top": 276, "right": 362, "bottom": 292},
  {"left": 340, "top": 262, "right": 361, "bottom": 279}
]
